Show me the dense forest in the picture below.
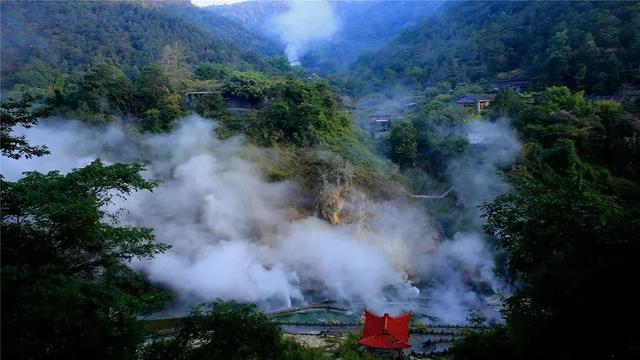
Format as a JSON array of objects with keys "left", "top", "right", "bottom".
[
  {"left": 349, "top": 1, "right": 640, "bottom": 94},
  {"left": 394, "top": 87, "right": 640, "bottom": 359},
  {"left": 154, "top": 1, "right": 283, "bottom": 56},
  {"left": 210, "top": 0, "right": 444, "bottom": 74},
  {"left": 1, "top": 1, "right": 639, "bottom": 359},
  {"left": 0, "top": 1, "right": 290, "bottom": 90}
]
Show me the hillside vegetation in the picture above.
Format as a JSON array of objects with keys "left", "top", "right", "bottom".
[
  {"left": 0, "top": 1, "right": 288, "bottom": 90},
  {"left": 155, "top": 1, "right": 283, "bottom": 56},
  {"left": 1, "top": 1, "right": 639, "bottom": 359},
  {"left": 210, "top": 0, "right": 443, "bottom": 74},
  {"left": 349, "top": 1, "right": 640, "bottom": 94}
]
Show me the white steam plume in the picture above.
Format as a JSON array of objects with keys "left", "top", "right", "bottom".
[
  {"left": 414, "top": 118, "right": 521, "bottom": 323},
  {"left": 448, "top": 118, "right": 521, "bottom": 228},
  {"left": 1, "top": 115, "right": 519, "bottom": 323},
  {"left": 271, "top": 0, "right": 339, "bottom": 65}
]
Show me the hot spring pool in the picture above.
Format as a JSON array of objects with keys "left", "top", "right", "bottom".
[{"left": 269, "top": 307, "right": 359, "bottom": 323}]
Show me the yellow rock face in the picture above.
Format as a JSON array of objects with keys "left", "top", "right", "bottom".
[{"left": 317, "top": 185, "right": 348, "bottom": 225}]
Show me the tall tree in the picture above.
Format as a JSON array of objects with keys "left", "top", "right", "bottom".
[
  {"left": 453, "top": 86, "right": 640, "bottom": 360},
  {"left": 1, "top": 160, "right": 170, "bottom": 359},
  {"left": 79, "top": 64, "right": 134, "bottom": 114},
  {"left": 0, "top": 93, "right": 49, "bottom": 159},
  {"left": 141, "top": 301, "right": 288, "bottom": 360},
  {"left": 388, "top": 120, "right": 418, "bottom": 169},
  {"left": 160, "top": 42, "right": 191, "bottom": 91},
  {"left": 545, "top": 29, "right": 572, "bottom": 86}
]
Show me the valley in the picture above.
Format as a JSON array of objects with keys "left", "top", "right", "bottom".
[{"left": 1, "top": 1, "right": 638, "bottom": 359}]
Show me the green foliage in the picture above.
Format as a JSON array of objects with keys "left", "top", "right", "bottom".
[
  {"left": 215, "top": 74, "right": 354, "bottom": 149},
  {"left": 452, "top": 326, "right": 517, "bottom": 360},
  {"left": 533, "top": 86, "right": 589, "bottom": 116},
  {"left": 196, "top": 91, "right": 228, "bottom": 119},
  {"left": 261, "top": 80, "right": 351, "bottom": 147},
  {"left": 214, "top": 74, "right": 401, "bottom": 198},
  {"left": 222, "top": 71, "right": 271, "bottom": 105},
  {"left": 1, "top": 160, "right": 170, "bottom": 360},
  {"left": 0, "top": 1, "right": 275, "bottom": 89},
  {"left": 515, "top": 87, "right": 639, "bottom": 179},
  {"left": 76, "top": 64, "right": 134, "bottom": 116},
  {"left": 141, "top": 301, "right": 323, "bottom": 360},
  {"left": 388, "top": 120, "right": 418, "bottom": 169},
  {"left": 408, "top": 102, "right": 469, "bottom": 177},
  {"left": 0, "top": 93, "right": 50, "bottom": 159},
  {"left": 296, "top": 1, "right": 442, "bottom": 74},
  {"left": 454, "top": 86, "right": 640, "bottom": 359},
  {"left": 160, "top": 2, "right": 283, "bottom": 57},
  {"left": 38, "top": 63, "right": 187, "bottom": 128},
  {"left": 194, "top": 63, "right": 232, "bottom": 81},
  {"left": 134, "top": 65, "right": 172, "bottom": 110},
  {"left": 336, "top": 333, "right": 379, "bottom": 360},
  {"left": 487, "top": 89, "right": 528, "bottom": 119},
  {"left": 475, "top": 171, "right": 639, "bottom": 359},
  {"left": 279, "top": 337, "right": 327, "bottom": 360},
  {"left": 351, "top": 1, "right": 640, "bottom": 94}
]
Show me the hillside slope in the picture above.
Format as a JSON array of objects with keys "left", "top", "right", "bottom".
[
  {"left": 0, "top": 1, "right": 277, "bottom": 88},
  {"left": 350, "top": 1, "right": 640, "bottom": 94},
  {"left": 209, "top": 0, "right": 443, "bottom": 74},
  {"left": 154, "top": 2, "right": 283, "bottom": 56}
]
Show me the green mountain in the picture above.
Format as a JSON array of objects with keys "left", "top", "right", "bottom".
[
  {"left": 152, "top": 1, "right": 283, "bottom": 56},
  {"left": 350, "top": 1, "right": 640, "bottom": 94},
  {"left": 209, "top": 0, "right": 443, "bottom": 74},
  {"left": 0, "top": 0, "right": 281, "bottom": 89},
  {"left": 207, "top": 0, "right": 288, "bottom": 31}
]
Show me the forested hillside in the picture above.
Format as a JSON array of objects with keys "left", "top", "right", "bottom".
[
  {"left": 207, "top": 0, "right": 288, "bottom": 30},
  {"left": 0, "top": 2, "right": 396, "bottom": 357},
  {"left": 350, "top": 1, "right": 640, "bottom": 94},
  {"left": 299, "top": 0, "right": 443, "bottom": 74},
  {"left": 1, "top": 1, "right": 639, "bottom": 359},
  {"left": 447, "top": 87, "right": 640, "bottom": 360},
  {"left": 0, "top": 0, "right": 286, "bottom": 90},
  {"left": 210, "top": 0, "right": 443, "bottom": 74},
  {"left": 153, "top": 2, "right": 283, "bottom": 56}
]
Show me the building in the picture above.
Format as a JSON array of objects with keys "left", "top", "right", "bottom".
[
  {"left": 451, "top": 94, "right": 497, "bottom": 113},
  {"left": 490, "top": 79, "right": 530, "bottom": 94},
  {"left": 367, "top": 113, "right": 394, "bottom": 138},
  {"left": 225, "top": 95, "right": 253, "bottom": 112},
  {"left": 184, "top": 91, "right": 213, "bottom": 104},
  {"left": 359, "top": 309, "right": 411, "bottom": 354}
]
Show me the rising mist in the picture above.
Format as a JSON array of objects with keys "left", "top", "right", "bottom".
[{"left": 3, "top": 114, "right": 519, "bottom": 323}]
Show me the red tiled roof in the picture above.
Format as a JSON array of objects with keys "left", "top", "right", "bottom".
[{"left": 358, "top": 309, "right": 411, "bottom": 350}]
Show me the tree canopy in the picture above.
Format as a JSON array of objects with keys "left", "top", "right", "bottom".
[
  {"left": 0, "top": 93, "right": 50, "bottom": 159},
  {"left": 453, "top": 87, "right": 640, "bottom": 359},
  {"left": 1, "top": 159, "right": 170, "bottom": 359},
  {"left": 349, "top": 1, "right": 640, "bottom": 95}
]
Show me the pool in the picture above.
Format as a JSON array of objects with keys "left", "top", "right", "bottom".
[{"left": 270, "top": 306, "right": 360, "bottom": 324}]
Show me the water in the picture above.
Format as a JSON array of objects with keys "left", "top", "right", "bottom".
[{"left": 270, "top": 307, "right": 359, "bottom": 323}]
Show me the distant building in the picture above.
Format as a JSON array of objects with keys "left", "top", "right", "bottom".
[
  {"left": 451, "top": 94, "right": 496, "bottom": 113},
  {"left": 367, "top": 113, "right": 394, "bottom": 138},
  {"left": 184, "top": 91, "right": 213, "bottom": 103},
  {"left": 490, "top": 79, "right": 530, "bottom": 94},
  {"left": 184, "top": 91, "right": 214, "bottom": 109}
]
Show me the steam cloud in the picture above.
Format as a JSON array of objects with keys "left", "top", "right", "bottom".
[
  {"left": 271, "top": 0, "right": 338, "bottom": 65},
  {"left": 2, "top": 115, "right": 519, "bottom": 323},
  {"left": 419, "top": 118, "right": 521, "bottom": 322}
]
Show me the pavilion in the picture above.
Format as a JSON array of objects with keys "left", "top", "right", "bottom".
[{"left": 358, "top": 309, "right": 411, "bottom": 354}]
